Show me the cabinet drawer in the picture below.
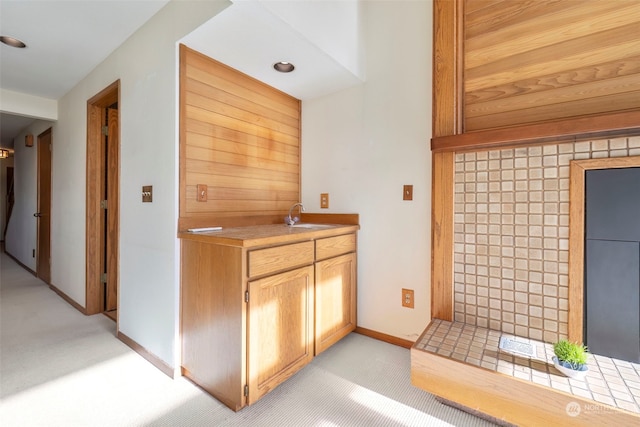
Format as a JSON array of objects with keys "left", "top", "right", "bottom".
[
  {"left": 315, "top": 233, "right": 356, "bottom": 260},
  {"left": 249, "top": 241, "right": 314, "bottom": 278}
]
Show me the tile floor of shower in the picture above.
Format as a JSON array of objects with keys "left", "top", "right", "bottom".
[{"left": 414, "top": 319, "right": 640, "bottom": 415}]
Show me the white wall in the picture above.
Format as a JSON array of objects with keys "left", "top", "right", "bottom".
[
  {"left": 52, "top": 0, "right": 230, "bottom": 369},
  {"left": 0, "top": 156, "right": 15, "bottom": 240},
  {"left": 5, "top": 121, "right": 55, "bottom": 269},
  {"left": 302, "top": 0, "right": 432, "bottom": 341}
]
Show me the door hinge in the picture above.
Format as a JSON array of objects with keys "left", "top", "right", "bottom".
[
  {"left": 102, "top": 126, "right": 108, "bottom": 136},
  {"left": 244, "top": 291, "right": 249, "bottom": 303},
  {"left": 100, "top": 199, "right": 108, "bottom": 209},
  {"left": 49, "top": 143, "right": 52, "bottom": 152},
  {"left": 244, "top": 384, "right": 248, "bottom": 396},
  {"left": 100, "top": 273, "right": 107, "bottom": 284}
]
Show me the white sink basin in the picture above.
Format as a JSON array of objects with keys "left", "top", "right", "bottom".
[{"left": 289, "top": 223, "right": 333, "bottom": 229}]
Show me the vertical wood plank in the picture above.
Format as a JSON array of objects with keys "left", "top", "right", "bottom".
[
  {"left": 433, "top": 0, "right": 463, "bottom": 137},
  {"left": 431, "top": 151, "right": 455, "bottom": 320},
  {"left": 568, "top": 161, "right": 585, "bottom": 342}
]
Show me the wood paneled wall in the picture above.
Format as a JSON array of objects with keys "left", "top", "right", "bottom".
[
  {"left": 464, "top": 0, "right": 640, "bottom": 132},
  {"left": 179, "top": 45, "right": 301, "bottom": 231}
]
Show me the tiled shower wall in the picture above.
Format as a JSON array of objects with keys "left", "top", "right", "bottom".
[{"left": 454, "top": 136, "right": 640, "bottom": 343}]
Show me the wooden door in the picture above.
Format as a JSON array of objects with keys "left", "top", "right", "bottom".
[
  {"left": 315, "top": 252, "right": 357, "bottom": 355},
  {"left": 247, "top": 265, "right": 314, "bottom": 404},
  {"left": 105, "top": 107, "right": 119, "bottom": 311},
  {"left": 86, "top": 81, "right": 119, "bottom": 316},
  {"left": 36, "top": 128, "right": 52, "bottom": 284}
]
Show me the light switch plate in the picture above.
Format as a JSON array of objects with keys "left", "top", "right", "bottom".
[
  {"left": 142, "top": 185, "right": 152, "bottom": 203},
  {"left": 403, "top": 185, "right": 413, "bottom": 201},
  {"left": 197, "top": 184, "right": 207, "bottom": 202}
]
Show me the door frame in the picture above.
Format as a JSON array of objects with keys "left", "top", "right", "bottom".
[{"left": 86, "top": 80, "right": 120, "bottom": 315}]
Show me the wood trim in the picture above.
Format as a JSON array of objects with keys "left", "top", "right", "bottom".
[
  {"left": 179, "top": 44, "right": 188, "bottom": 222},
  {"left": 433, "top": 0, "right": 463, "bottom": 137},
  {"left": 431, "top": 151, "right": 454, "bottom": 321},
  {"left": 49, "top": 283, "right": 87, "bottom": 315},
  {"left": 87, "top": 80, "right": 119, "bottom": 106},
  {"left": 354, "top": 327, "right": 413, "bottom": 349},
  {"left": 411, "top": 346, "right": 639, "bottom": 426},
  {"left": 117, "top": 331, "right": 175, "bottom": 378},
  {"left": 567, "top": 155, "right": 640, "bottom": 342},
  {"left": 432, "top": 110, "right": 640, "bottom": 152},
  {"left": 300, "top": 213, "right": 359, "bottom": 226}
]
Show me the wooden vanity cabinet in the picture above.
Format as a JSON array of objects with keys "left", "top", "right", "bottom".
[
  {"left": 247, "top": 264, "right": 314, "bottom": 404},
  {"left": 314, "top": 234, "right": 357, "bottom": 355},
  {"left": 180, "top": 226, "right": 357, "bottom": 411}
]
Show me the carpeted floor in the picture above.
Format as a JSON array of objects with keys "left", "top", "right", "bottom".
[{"left": 0, "top": 250, "right": 496, "bottom": 427}]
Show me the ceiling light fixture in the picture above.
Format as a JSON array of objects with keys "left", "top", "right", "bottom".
[
  {"left": 0, "top": 36, "right": 27, "bottom": 48},
  {"left": 273, "top": 61, "right": 295, "bottom": 73},
  {"left": 0, "top": 149, "right": 9, "bottom": 159}
]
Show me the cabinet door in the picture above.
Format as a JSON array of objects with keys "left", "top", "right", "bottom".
[
  {"left": 315, "top": 252, "right": 356, "bottom": 355},
  {"left": 247, "top": 265, "right": 314, "bottom": 404}
]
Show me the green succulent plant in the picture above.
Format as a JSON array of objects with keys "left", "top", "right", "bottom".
[{"left": 553, "top": 339, "right": 588, "bottom": 370}]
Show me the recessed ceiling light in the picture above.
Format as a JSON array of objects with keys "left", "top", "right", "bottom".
[
  {"left": 0, "top": 36, "right": 27, "bottom": 48},
  {"left": 273, "top": 61, "right": 295, "bottom": 73}
]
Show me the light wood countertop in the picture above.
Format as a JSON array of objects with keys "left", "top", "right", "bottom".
[{"left": 178, "top": 223, "right": 359, "bottom": 248}]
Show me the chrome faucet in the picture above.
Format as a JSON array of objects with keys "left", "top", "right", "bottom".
[{"left": 285, "top": 202, "right": 304, "bottom": 226}]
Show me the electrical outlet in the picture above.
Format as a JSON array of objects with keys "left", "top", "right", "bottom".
[
  {"left": 197, "top": 184, "right": 207, "bottom": 202},
  {"left": 320, "top": 193, "right": 329, "bottom": 209},
  {"left": 402, "top": 288, "right": 414, "bottom": 309},
  {"left": 403, "top": 185, "right": 413, "bottom": 201}
]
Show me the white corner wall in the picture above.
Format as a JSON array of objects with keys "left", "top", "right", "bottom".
[
  {"left": 302, "top": 0, "right": 433, "bottom": 341},
  {"left": 4, "top": 121, "right": 55, "bottom": 270},
  {"left": 52, "top": 0, "right": 230, "bottom": 369}
]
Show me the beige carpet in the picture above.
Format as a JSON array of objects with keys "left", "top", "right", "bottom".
[{"left": 0, "top": 250, "right": 495, "bottom": 427}]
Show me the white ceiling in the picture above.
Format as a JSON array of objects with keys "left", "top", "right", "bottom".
[
  {"left": 0, "top": 0, "right": 365, "bottom": 150},
  {"left": 0, "top": 0, "right": 170, "bottom": 149},
  {"left": 181, "top": 0, "right": 364, "bottom": 101}
]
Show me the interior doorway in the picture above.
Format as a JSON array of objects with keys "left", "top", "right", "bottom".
[
  {"left": 36, "top": 128, "right": 52, "bottom": 284},
  {"left": 86, "top": 81, "right": 120, "bottom": 319}
]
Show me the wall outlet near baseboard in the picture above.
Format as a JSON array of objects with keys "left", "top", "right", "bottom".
[
  {"left": 320, "top": 193, "right": 329, "bottom": 209},
  {"left": 402, "top": 288, "right": 414, "bottom": 308}
]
